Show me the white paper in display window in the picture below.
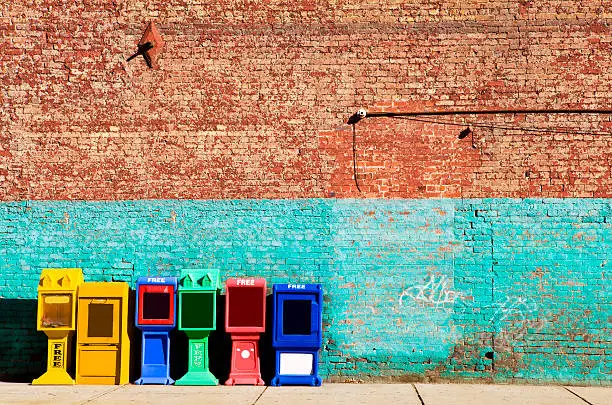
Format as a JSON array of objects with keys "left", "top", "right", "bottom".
[{"left": 279, "top": 353, "right": 313, "bottom": 375}]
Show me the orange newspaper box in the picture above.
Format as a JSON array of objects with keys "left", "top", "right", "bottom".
[
  {"left": 76, "top": 282, "right": 131, "bottom": 384},
  {"left": 224, "top": 277, "right": 266, "bottom": 386},
  {"left": 33, "top": 268, "right": 84, "bottom": 385}
]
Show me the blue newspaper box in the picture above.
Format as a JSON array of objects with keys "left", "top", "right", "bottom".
[
  {"left": 271, "top": 283, "right": 323, "bottom": 386},
  {"left": 135, "top": 276, "right": 178, "bottom": 385}
]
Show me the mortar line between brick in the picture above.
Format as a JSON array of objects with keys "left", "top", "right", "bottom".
[
  {"left": 411, "top": 383, "right": 425, "bottom": 405},
  {"left": 252, "top": 386, "right": 268, "bottom": 405},
  {"left": 563, "top": 387, "right": 594, "bottom": 405},
  {"left": 78, "top": 385, "right": 124, "bottom": 405}
]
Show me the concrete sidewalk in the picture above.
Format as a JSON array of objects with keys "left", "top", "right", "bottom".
[{"left": 0, "top": 383, "right": 609, "bottom": 405}]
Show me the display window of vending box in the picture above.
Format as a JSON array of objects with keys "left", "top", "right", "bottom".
[
  {"left": 175, "top": 269, "right": 221, "bottom": 386},
  {"left": 76, "top": 282, "right": 130, "bottom": 385},
  {"left": 135, "top": 277, "right": 177, "bottom": 385},
  {"left": 224, "top": 277, "right": 266, "bottom": 386},
  {"left": 33, "top": 268, "right": 84, "bottom": 385},
  {"left": 271, "top": 283, "right": 323, "bottom": 387},
  {"left": 137, "top": 283, "right": 176, "bottom": 326}
]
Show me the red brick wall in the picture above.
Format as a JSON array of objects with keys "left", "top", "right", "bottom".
[
  {"left": 323, "top": 104, "right": 612, "bottom": 198},
  {"left": 2, "top": 1, "right": 612, "bottom": 200}
]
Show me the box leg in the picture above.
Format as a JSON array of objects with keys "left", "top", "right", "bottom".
[
  {"left": 175, "top": 333, "right": 218, "bottom": 386},
  {"left": 33, "top": 334, "right": 75, "bottom": 385}
]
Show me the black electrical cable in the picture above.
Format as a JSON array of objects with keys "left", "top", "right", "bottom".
[
  {"left": 346, "top": 108, "right": 612, "bottom": 192},
  {"left": 347, "top": 109, "right": 612, "bottom": 137},
  {"left": 395, "top": 115, "right": 612, "bottom": 137},
  {"left": 352, "top": 123, "right": 362, "bottom": 192},
  {"left": 366, "top": 109, "right": 612, "bottom": 117}
]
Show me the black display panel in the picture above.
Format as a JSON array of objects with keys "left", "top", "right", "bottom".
[
  {"left": 142, "top": 292, "right": 171, "bottom": 320},
  {"left": 282, "top": 299, "right": 312, "bottom": 335}
]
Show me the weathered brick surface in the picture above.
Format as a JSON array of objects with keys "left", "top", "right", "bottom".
[
  {"left": 2, "top": 2, "right": 612, "bottom": 199},
  {"left": 0, "top": 199, "right": 609, "bottom": 384},
  {"left": 1, "top": 0, "right": 611, "bottom": 385}
]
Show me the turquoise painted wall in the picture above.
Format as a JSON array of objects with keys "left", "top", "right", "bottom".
[{"left": 0, "top": 199, "right": 610, "bottom": 384}]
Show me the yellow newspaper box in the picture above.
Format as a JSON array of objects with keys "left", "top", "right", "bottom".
[
  {"left": 33, "top": 268, "right": 84, "bottom": 385},
  {"left": 76, "top": 282, "right": 131, "bottom": 384}
]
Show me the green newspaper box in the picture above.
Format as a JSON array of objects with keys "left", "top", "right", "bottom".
[{"left": 175, "top": 269, "right": 221, "bottom": 385}]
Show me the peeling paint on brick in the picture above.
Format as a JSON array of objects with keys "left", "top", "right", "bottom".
[{"left": 0, "top": 199, "right": 609, "bottom": 384}]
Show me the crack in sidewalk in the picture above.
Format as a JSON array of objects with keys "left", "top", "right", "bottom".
[
  {"left": 412, "top": 383, "right": 425, "bottom": 405},
  {"left": 252, "top": 386, "right": 268, "bottom": 405},
  {"left": 564, "top": 386, "right": 594, "bottom": 405},
  {"left": 78, "top": 385, "right": 125, "bottom": 405}
]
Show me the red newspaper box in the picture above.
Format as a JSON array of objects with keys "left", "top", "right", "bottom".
[{"left": 224, "top": 277, "right": 266, "bottom": 385}]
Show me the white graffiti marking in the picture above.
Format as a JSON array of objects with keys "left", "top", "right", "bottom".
[
  {"left": 488, "top": 296, "right": 537, "bottom": 326},
  {"left": 399, "top": 274, "right": 464, "bottom": 307},
  {"left": 488, "top": 296, "right": 542, "bottom": 340}
]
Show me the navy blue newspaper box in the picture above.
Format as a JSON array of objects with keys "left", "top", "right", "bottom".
[
  {"left": 271, "top": 283, "right": 323, "bottom": 386},
  {"left": 135, "top": 276, "right": 178, "bottom": 385}
]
